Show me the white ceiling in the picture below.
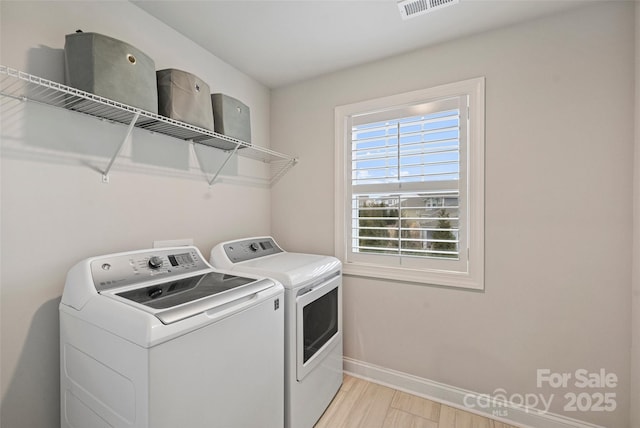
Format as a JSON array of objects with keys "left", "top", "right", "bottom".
[{"left": 132, "top": 0, "right": 592, "bottom": 88}]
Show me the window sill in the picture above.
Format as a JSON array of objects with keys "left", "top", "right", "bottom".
[{"left": 341, "top": 261, "right": 484, "bottom": 291}]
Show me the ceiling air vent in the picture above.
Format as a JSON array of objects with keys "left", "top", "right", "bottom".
[{"left": 398, "top": 0, "right": 459, "bottom": 20}]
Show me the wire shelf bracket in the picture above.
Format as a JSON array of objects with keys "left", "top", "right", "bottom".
[{"left": 101, "top": 111, "right": 140, "bottom": 183}]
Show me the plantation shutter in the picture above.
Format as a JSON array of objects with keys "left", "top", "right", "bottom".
[{"left": 349, "top": 96, "right": 466, "bottom": 261}]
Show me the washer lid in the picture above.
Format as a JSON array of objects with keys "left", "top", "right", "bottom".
[
  {"left": 234, "top": 253, "right": 341, "bottom": 287},
  {"left": 115, "top": 272, "right": 254, "bottom": 309},
  {"left": 104, "top": 274, "right": 275, "bottom": 325}
]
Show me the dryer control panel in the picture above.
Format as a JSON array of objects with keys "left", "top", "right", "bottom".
[
  {"left": 90, "top": 247, "right": 210, "bottom": 292},
  {"left": 222, "top": 237, "right": 283, "bottom": 263}
]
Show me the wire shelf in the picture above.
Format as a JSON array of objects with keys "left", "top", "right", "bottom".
[{"left": 0, "top": 65, "right": 297, "bottom": 185}]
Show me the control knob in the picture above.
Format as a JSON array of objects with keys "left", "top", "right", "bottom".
[
  {"left": 148, "top": 256, "right": 163, "bottom": 269},
  {"left": 249, "top": 243, "right": 260, "bottom": 252}
]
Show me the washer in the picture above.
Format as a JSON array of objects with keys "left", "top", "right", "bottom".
[
  {"left": 210, "top": 236, "right": 342, "bottom": 428},
  {"left": 60, "top": 246, "right": 284, "bottom": 428}
]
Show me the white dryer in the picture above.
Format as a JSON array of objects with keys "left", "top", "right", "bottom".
[
  {"left": 210, "top": 237, "right": 342, "bottom": 428},
  {"left": 60, "top": 246, "right": 284, "bottom": 428}
]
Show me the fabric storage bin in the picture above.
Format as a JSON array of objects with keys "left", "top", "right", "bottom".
[
  {"left": 211, "top": 93, "right": 251, "bottom": 147},
  {"left": 156, "top": 69, "right": 214, "bottom": 131},
  {"left": 64, "top": 31, "right": 158, "bottom": 113}
]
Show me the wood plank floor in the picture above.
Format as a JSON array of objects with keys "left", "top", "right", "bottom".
[{"left": 315, "top": 375, "right": 520, "bottom": 428}]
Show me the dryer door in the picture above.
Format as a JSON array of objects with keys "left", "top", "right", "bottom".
[{"left": 295, "top": 274, "right": 341, "bottom": 381}]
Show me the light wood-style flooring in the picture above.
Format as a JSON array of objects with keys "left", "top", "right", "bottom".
[{"left": 315, "top": 375, "right": 521, "bottom": 428}]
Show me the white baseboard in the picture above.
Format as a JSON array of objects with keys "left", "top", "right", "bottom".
[{"left": 343, "top": 357, "right": 604, "bottom": 428}]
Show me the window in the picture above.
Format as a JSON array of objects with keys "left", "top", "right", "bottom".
[{"left": 335, "top": 78, "right": 484, "bottom": 290}]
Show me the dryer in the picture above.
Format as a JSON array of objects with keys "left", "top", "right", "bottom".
[
  {"left": 210, "top": 237, "right": 342, "bottom": 428},
  {"left": 60, "top": 246, "right": 284, "bottom": 428}
]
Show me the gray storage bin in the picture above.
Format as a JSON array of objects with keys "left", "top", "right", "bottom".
[
  {"left": 211, "top": 93, "right": 251, "bottom": 147},
  {"left": 156, "top": 69, "right": 214, "bottom": 131},
  {"left": 64, "top": 31, "right": 158, "bottom": 113}
]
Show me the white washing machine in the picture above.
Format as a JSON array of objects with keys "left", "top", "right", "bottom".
[
  {"left": 60, "top": 246, "right": 284, "bottom": 428},
  {"left": 210, "top": 237, "right": 342, "bottom": 428}
]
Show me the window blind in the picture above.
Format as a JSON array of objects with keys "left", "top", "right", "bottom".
[
  {"left": 350, "top": 101, "right": 461, "bottom": 259},
  {"left": 351, "top": 109, "right": 460, "bottom": 186}
]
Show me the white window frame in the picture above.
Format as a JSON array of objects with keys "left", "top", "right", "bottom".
[{"left": 334, "top": 77, "right": 485, "bottom": 290}]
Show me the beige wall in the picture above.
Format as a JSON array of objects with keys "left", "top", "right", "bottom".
[
  {"left": 632, "top": 4, "right": 640, "bottom": 428},
  {"left": 0, "top": 2, "right": 272, "bottom": 427},
  {"left": 271, "top": 3, "right": 634, "bottom": 427}
]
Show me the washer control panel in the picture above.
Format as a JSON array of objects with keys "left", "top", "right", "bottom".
[
  {"left": 222, "top": 237, "right": 283, "bottom": 263},
  {"left": 91, "top": 247, "right": 209, "bottom": 292}
]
